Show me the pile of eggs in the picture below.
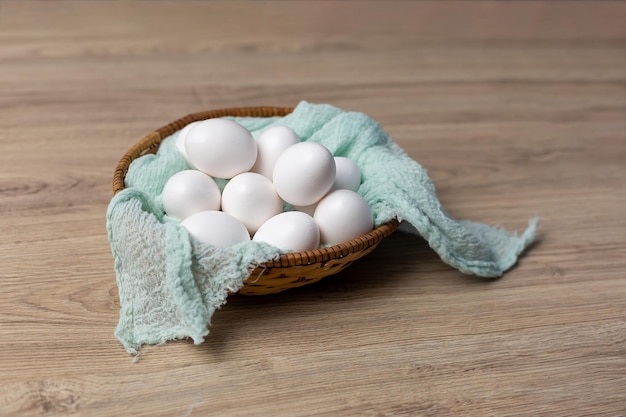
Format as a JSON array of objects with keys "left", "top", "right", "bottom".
[{"left": 162, "top": 118, "right": 373, "bottom": 252}]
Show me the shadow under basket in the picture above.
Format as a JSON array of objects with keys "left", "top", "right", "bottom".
[{"left": 112, "top": 106, "right": 400, "bottom": 295}]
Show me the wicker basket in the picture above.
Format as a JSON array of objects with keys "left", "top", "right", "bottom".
[{"left": 112, "top": 106, "right": 399, "bottom": 295}]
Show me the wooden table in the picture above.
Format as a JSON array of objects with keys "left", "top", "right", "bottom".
[{"left": 1, "top": 2, "right": 625, "bottom": 416}]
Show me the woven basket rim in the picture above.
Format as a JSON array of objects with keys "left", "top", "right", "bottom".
[{"left": 112, "top": 106, "right": 399, "bottom": 268}]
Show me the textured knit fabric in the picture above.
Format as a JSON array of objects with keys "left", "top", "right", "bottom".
[{"left": 106, "top": 101, "right": 538, "bottom": 354}]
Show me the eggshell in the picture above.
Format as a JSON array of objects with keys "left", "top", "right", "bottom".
[
  {"left": 180, "top": 210, "right": 250, "bottom": 247},
  {"left": 272, "top": 142, "right": 336, "bottom": 206},
  {"left": 250, "top": 125, "right": 300, "bottom": 179},
  {"left": 221, "top": 172, "right": 283, "bottom": 235},
  {"left": 162, "top": 170, "right": 221, "bottom": 220},
  {"left": 314, "top": 189, "right": 373, "bottom": 246},
  {"left": 253, "top": 211, "right": 320, "bottom": 252},
  {"left": 185, "top": 118, "right": 257, "bottom": 179},
  {"left": 175, "top": 121, "right": 200, "bottom": 166},
  {"left": 331, "top": 157, "right": 361, "bottom": 192}
]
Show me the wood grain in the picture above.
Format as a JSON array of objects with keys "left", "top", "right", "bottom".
[{"left": 1, "top": 1, "right": 625, "bottom": 416}]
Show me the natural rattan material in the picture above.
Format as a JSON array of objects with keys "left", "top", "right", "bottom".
[{"left": 112, "top": 107, "right": 399, "bottom": 295}]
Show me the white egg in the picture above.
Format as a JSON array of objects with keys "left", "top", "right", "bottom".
[
  {"left": 180, "top": 210, "right": 250, "bottom": 247},
  {"left": 314, "top": 189, "right": 373, "bottom": 246},
  {"left": 273, "top": 142, "right": 336, "bottom": 206},
  {"left": 251, "top": 125, "right": 300, "bottom": 179},
  {"left": 185, "top": 118, "right": 257, "bottom": 179},
  {"left": 253, "top": 211, "right": 320, "bottom": 252},
  {"left": 331, "top": 157, "right": 361, "bottom": 192},
  {"left": 162, "top": 170, "right": 221, "bottom": 220},
  {"left": 175, "top": 121, "right": 200, "bottom": 166},
  {"left": 221, "top": 172, "right": 283, "bottom": 235}
]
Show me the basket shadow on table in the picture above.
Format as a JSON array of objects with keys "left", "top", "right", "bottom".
[{"left": 201, "top": 231, "right": 476, "bottom": 356}]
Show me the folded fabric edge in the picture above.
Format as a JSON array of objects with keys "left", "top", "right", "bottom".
[{"left": 106, "top": 190, "right": 210, "bottom": 355}]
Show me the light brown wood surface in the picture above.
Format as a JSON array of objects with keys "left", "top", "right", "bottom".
[{"left": 1, "top": 1, "right": 625, "bottom": 416}]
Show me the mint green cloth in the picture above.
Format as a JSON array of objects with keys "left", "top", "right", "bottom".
[{"left": 107, "top": 101, "right": 538, "bottom": 354}]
